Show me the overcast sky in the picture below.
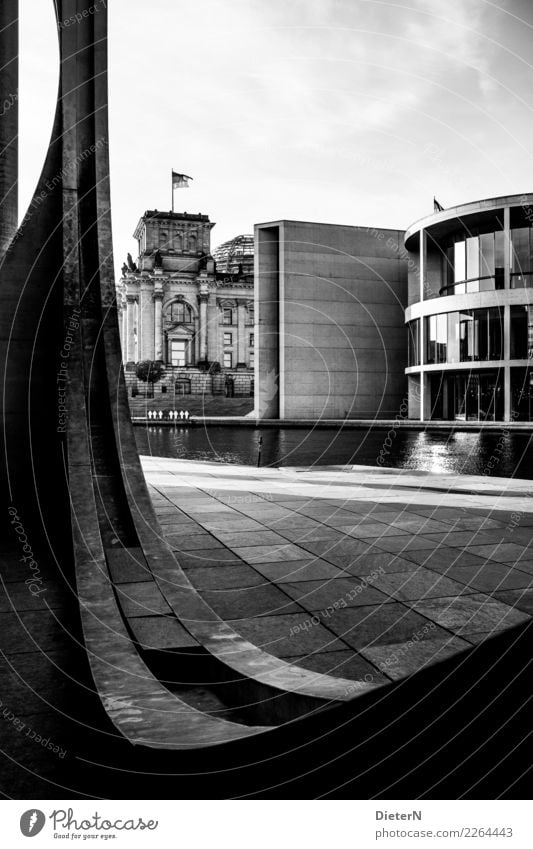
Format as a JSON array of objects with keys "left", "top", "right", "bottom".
[{"left": 18, "top": 0, "right": 533, "bottom": 275}]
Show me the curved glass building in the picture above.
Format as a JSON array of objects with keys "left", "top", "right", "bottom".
[{"left": 405, "top": 194, "right": 533, "bottom": 422}]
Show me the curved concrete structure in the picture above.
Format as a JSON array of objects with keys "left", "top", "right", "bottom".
[
  {"left": 0, "top": 0, "right": 18, "bottom": 255},
  {"left": 405, "top": 194, "right": 533, "bottom": 422}
]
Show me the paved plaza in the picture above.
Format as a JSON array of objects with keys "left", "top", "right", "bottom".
[{"left": 143, "top": 457, "right": 533, "bottom": 687}]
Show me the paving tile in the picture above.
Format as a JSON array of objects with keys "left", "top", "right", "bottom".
[
  {"left": 115, "top": 582, "right": 173, "bottom": 617},
  {"left": 365, "top": 535, "right": 438, "bottom": 554},
  {"left": 464, "top": 543, "right": 530, "bottom": 564},
  {"left": 281, "top": 578, "right": 394, "bottom": 612},
  {"left": 266, "top": 515, "right": 324, "bottom": 530},
  {"left": 319, "top": 602, "right": 441, "bottom": 649},
  {"left": 343, "top": 552, "right": 426, "bottom": 576},
  {"left": 0, "top": 611, "right": 77, "bottom": 655},
  {"left": 409, "top": 594, "right": 530, "bottom": 636},
  {"left": 372, "top": 568, "right": 474, "bottom": 601},
  {"left": 172, "top": 549, "right": 243, "bottom": 568},
  {"left": 492, "top": 588, "right": 533, "bottom": 615},
  {"left": 444, "top": 563, "right": 533, "bottom": 593},
  {"left": 403, "top": 548, "right": 488, "bottom": 570},
  {"left": 129, "top": 616, "right": 198, "bottom": 650},
  {"left": 286, "top": 650, "right": 388, "bottom": 685},
  {"left": 230, "top": 544, "right": 311, "bottom": 563},
  {"left": 0, "top": 581, "right": 68, "bottom": 613},
  {"left": 228, "top": 613, "right": 347, "bottom": 657},
  {"left": 508, "top": 560, "right": 533, "bottom": 576},
  {"left": 251, "top": 559, "right": 348, "bottom": 582},
  {"left": 208, "top": 530, "right": 289, "bottom": 547},
  {"left": 360, "top": 634, "right": 472, "bottom": 681},
  {"left": 201, "top": 517, "right": 265, "bottom": 532},
  {"left": 183, "top": 564, "right": 265, "bottom": 590},
  {"left": 276, "top": 526, "right": 354, "bottom": 544},
  {"left": 174, "top": 533, "right": 223, "bottom": 551},
  {"left": 106, "top": 548, "right": 152, "bottom": 583},
  {"left": 296, "top": 537, "right": 374, "bottom": 567},
  {"left": 201, "top": 584, "right": 302, "bottom": 619}
]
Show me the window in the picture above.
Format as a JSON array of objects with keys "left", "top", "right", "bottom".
[
  {"left": 454, "top": 240, "right": 466, "bottom": 283},
  {"left": 511, "top": 306, "right": 533, "bottom": 359},
  {"left": 223, "top": 308, "right": 233, "bottom": 325},
  {"left": 511, "top": 227, "right": 533, "bottom": 287},
  {"left": 189, "top": 233, "right": 197, "bottom": 252},
  {"left": 223, "top": 352, "right": 233, "bottom": 368},
  {"left": 170, "top": 340, "right": 187, "bottom": 367},
  {"left": 223, "top": 332, "right": 232, "bottom": 346},
  {"left": 425, "top": 314, "right": 447, "bottom": 364},
  {"left": 407, "top": 320, "right": 419, "bottom": 367},
  {"left": 249, "top": 352, "right": 255, "bottom": 367},
  {"left": 169, "top": 301, "right": 192, "bottom": 323},
  {"left": 249, "top": 333, "right": 254, "bottom": 348}
]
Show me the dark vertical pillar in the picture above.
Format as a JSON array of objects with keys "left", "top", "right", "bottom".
[{"left": 0, "top": 0, "right": 18, "bottom": 254}]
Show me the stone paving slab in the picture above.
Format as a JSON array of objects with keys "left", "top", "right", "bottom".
[{"left": 143, "top": 456, "right": 533, "bottom": 687}]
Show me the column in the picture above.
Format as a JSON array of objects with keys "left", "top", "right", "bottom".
[
  {"left": 198, "top": 294, "right": 208, "bottom": 361},
  {"left": 0, "top": 0, "right": 18, "bottom": 255},
  {"left": 419, "top": 229, "right": 427, "bottom": 422},
  {"left": 126, "top": 295, "right": 137, "bottom": 363},
  {"left": 140, "top": 286, "right": 155, "bottom": 360},
  {"left": 153, "top": 292, "right": 163, "bottom": 361},
  {"left": 236, "top": 301, "right": 246, "bottom": 367},
  {"left": 207, "top": 294, "right": 218, "bottom": 363},
  {"left": 503, "top": 206, "right": 511, "bottom": 422}
]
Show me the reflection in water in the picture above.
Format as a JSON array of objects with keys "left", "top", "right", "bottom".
[{"left": 134, "top": 425, "right": 533, "bottom": 480}]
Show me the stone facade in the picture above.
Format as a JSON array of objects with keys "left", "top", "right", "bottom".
[
  {"left": 255, "top": 220, "right": 408, "bottom": 420},
  {"left": 117, "top": 210, "right": 255, "bottom": 398}
]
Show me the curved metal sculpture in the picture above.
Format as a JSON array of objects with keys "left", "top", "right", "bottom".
[{"left": 1, "top": 0, "right": 532, "bottom": 798}]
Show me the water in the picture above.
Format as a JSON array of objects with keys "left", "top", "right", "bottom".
[{"left": 134, "top": 425, "right": 533, "bottom": 480}]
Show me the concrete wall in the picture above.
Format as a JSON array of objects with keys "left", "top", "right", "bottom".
[
  {"left": 255, "top": 226, "right": 280, "bottom": 417},
  {"left": 256, "top": 220, "right": 408, "bottom": 420}
]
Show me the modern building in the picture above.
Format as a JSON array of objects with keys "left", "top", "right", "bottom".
[
  {"left": 255, "top": 220, "right": 408, "bottom": 419},
  {"left": 117, "top": 211, "right": 255, "bottom": 398},
  {"left": 405, "top": 193, "right": 533, "bottom": 422}
]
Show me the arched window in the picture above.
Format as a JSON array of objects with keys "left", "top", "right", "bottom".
[
  {"left": 159, "top": 230, "right": 168, "bottom": 248},
  {"left": 189, "top": 233, "right": 197, "bottom": 252},
  {"left": 169, "top": 301, "right": 193, "bottom": 324}
]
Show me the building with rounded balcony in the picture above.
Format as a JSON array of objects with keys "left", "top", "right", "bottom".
[{"left": 405, "top": 194, "right": 533, "bottom": 422}]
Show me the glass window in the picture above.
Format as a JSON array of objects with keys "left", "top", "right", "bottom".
[
  {"left": 495, "top": 230, "right": 505, "bottom": 289},
  {"left": 487, "top": 307, "right": 503, "bottom": 360},
  {"left": 407, "top": 320, "right": 420, "bottom": 367},
  {"left": 223, "top": 332, "right": 232, "bottom": 346},
  {"left": 446, "top": 246, "right": 454, "bottom": 288},
  {"left": 447, "top": 312, "right": 460, "bottom": 363},
  {"left": 511, "top": 227, "right": 530, "bottom": 274},
  {"left": 169, "top": 301, "right": 192, "bottom": 323},
  {"left": 249, "top": 333, "right": 254, "bottom": 347},
  {"left": 479, "top": 233, "right": 495, "bottom": 278},
  {"left": 466, "top": 236, "right": 479, "bottom": 281},
  {"left": 454, "top": 240, "right": 466, "bottom": 282},
  {"left": 249, "top": 352, "right": 255, "bottom": 367},
  {"left": 223, "top": 308, "right": 233, "bottom": 325},
  {"left": 170, "top": 340, "right": 187, "bottom": 367},
  {"left": 510, "top": 305, "right": 533, "bottom": 359},
  {"left": 459, "top": 312, "right": 473, "bottom": 361},
  {"left": 512, "top": 368, "right": 533, "bottom": 420},
  {"left": 425, "top": 315, "right": 446, "bottom": 364},
  {"left": 223, "top": 352, "right": 233, "bottom": 368}
]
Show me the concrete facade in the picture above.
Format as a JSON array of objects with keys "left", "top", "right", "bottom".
[
  {"left": 405, "top": 194, "right": 533, "bottom": 422},
  {"left": 255, "top": 220, "right": 408, "bottom": 420}
]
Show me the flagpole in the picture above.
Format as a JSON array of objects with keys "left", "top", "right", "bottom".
[{"left": 171, "top": 170, "right": 174, "bottom": 213}]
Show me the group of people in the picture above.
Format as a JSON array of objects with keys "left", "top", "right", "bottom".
[{"left": 146, "top": 410, "right": 191, "bottom": 421}]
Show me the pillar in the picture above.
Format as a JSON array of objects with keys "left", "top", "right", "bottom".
[
  {"left": 419, "top": 229, "right": 427, "bottom": 422},
  {"left": 140, "top": 286, "right": 154, "bottom": 360},
  {"left": 126, "top": 295, "right": 137, "bottom": 362},
  {"left": 198, "top": 294, "right": 208, "bottom": 361},
  {"left": 503, "top": 206, "right": 511, "bottom": 422},
  {"left": 154, "top": 292, "right": 163, "bottom": 361},
  {"left": 207, "top": 294, "right": 218, "bottom": 362},
  {"left": 236, "top": 301, "right": 246, "bottom": 367},
  {"left": 0, "top": 0, "right": 19, "bottom": 255}
]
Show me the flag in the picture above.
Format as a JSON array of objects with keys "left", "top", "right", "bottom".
[
  {"left": 434, "top": 197, "right": 444, "bottom": 212},
  {"left": 172, "top": 171, "right": 193, "bottom": 189}
]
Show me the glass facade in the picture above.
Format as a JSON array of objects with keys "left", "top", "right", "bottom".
[
  {"left": 425, "top": 308, "right": 503, "bottom": 364},
  {"left": 428, "top": 372, "right": 504, "bottom": 421},
  {"left": 444, "top": 228, "right": 505, "bottom": 295},
  {"left": 407, "top": 319, "right": 420, "bottom": 366},
  {"left": 510, "top": 227, "right": 533, "bottom": 288},
  {"left": 511, "top": 367, "right": 533, "bottom": 420}
]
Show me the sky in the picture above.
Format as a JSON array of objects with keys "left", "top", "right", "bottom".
[{"left": 18, "top": 0, "right": 533, "bottom": 277}]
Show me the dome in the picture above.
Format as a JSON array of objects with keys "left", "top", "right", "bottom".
[{"left": 212, "top": 234, "right": 254, "bottom": 275}]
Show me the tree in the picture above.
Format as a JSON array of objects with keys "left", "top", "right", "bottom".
[{"left": 135, "top": 360, "right": 164, "bottom": 383}]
